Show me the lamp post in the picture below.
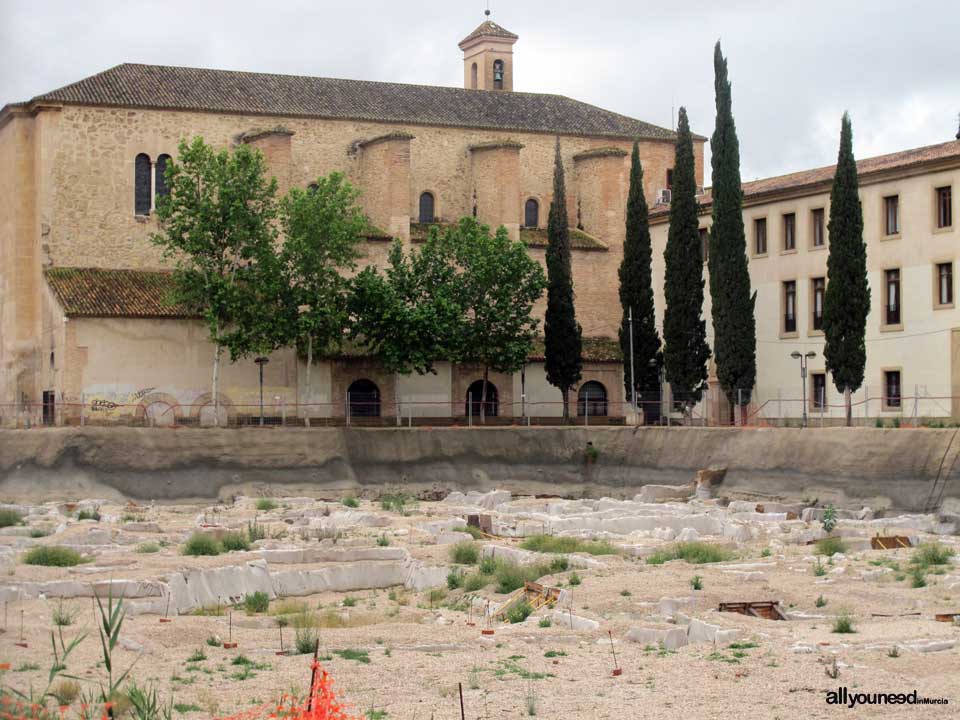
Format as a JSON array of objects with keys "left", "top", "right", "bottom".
[
  {"left": 790, "top": 350, "right": 816, "bottom": 428},
  {"left": 628, "top": 307, "right": 636, "bottom": 414},
  {"left": 254, "top": 357, "right": 269, "bottom": 426}
]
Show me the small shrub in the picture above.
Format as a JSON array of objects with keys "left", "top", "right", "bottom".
[
  {"left": 342, "top": 596, "right": 358, "bottom": 607},
  {"left": 220, "top": 531, "right": 251, "bottom": 552},
  {"left": 295, "top": 626, "right": 318, "bottom": 655},
  {"left": 255, "top": 498, "right": 278, "bottom": 512},
  {"left": 427, "top": 588, "right": 447, "bottom": 606},
  {"left": 912, "top": 542, "right": 954, "bottom": 567},
  {"left": 246, "top": 521, "right": 266, "bottom": 542},
  {"left": 815, "top": 595, "right": 827, "bottom": 608},
  {"left": 568, "top": 572, "right": 582, "bottom": 586},
  {"left": 909, "top": 566, "right": 927, "bottom": 588},
  {"left": 646, "top": 542, "right": 735, "bottom": 565},
  {"left": 760, "top": 547, "right": 772, "bottom": 558},
  {"left": 205, "top": 635, "right": 221, "bottom": 647},
  {"left": 888, "top": 645, "right": 900, "bottom": 658},
  {"left": 182, "top": 533, "right": 221, "bottom": 556},
  {"left": 52, "top": 601, "right": 77, "bottom": 626},
  {"left": 188, "top": 648, "right": 207, "bottom": 662},
  {"left": 29, "top": 528, "right": 49, "bottom": 538},
  {"left": 76, "top": 508, "right": 101, "bottom": 522},
  {"left": 549, "top": 556, "right": 569, "bottom": 572},
  {"left": 136, "top": 542, "right": 160, "bottom": 554},
  {"left": 446, "top": 569, "right": 463, "bottom": 590},
  {"left": 376, "top": 535, "right": 390, "bottom": 547},
  {"left": 22, "top": 546, "right": 84, "bottom": 567},
  {"left": 244, "top": 591, "right": 270, "bottom": 614},
  {"left": 814, "top": 537, "right": 848, "bottom": 556},
  {"left": 380, "top": 493, "right": 409, "bottom": 514},
  {"left": 341, "top": 496, "right": 360, "bottom": 509},
  {"left": 543, "top": 650, "right": 566, "bottom": 658},
  {"left": 478, "top": 556, "right": 497, "bottom": 575},
  {"left": 538, "top": 617, "right": 551, "bottom": 628},
  {"left": 813, "top": 558, "right": 827, "bottom": 576},
  {"left": 821, "top": 505, "right": 838, "bottom": 534},
  {"left": 832, "top": 613, "right": 856, "bottom": 634},
  {"left": 51, "top": 679, "right": 80, "bottom": 706},
  {"left": 174, "top": 704, "right": 202, "bottom": 714},
  {"left": 450, "top": 542, "right": 479, "bottom": 565},
  {"left": 0, "top": 508, "right": 22, "bottom": 528},
  {"left": 690, "top": 575, "right": 703, "bottom": 590},
  {"left": 463, "top": 572, "right": 490, "bottom": 592},
  {"left": 507, "top": 600, "right": 533, "bottom": 624},
  {"left": 620, "top": 589, "right": 632, "bottom": 597},
  {"left": 519, "top": 535, "right": 616, "bottom": 556}
]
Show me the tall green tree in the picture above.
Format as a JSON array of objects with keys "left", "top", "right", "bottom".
[
  {"left": 619, "top": 141, "right": 662, "bottom": 416},
  {"left": 278, "top": 173, "right": 367, "bottom": 425},
  {"left": 451, "top": 218, "right": 547, "bottom": 421},
  {"left": 153, "top": 137, "right": 279, "bottom": 426},
  {"left": 663, "top": 108, "right": 711, "bottom": 414},
  {"left": 708, "top": 41, "right": 756, "bottom": 424},
  {"left": 822, "top": 112, "right": 869, "bottom": 426},
  {"left": 544, "top": 138, "right": 583, "bottom": 421}
]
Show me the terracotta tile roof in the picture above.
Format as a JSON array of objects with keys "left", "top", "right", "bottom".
[
  {"left": 459, "top": 20, "right": 519, "bottom": 45},
  {"left": 19, "top": 63, "right": 676, "bottom": 141},
  {"left": 45, "top": 267, "right": 196, "bottom": 318},
  {"left": 651, "top": 139, "right": 960, "bottom": 219}
]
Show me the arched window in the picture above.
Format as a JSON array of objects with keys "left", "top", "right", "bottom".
[
  {"left": 466, "top": 380, "right": 498, "bottom": 418},
  {"left": 348, "top": 379, "right": 380, "bottom": 418},
  {"left": 471, "top": 63, "right": 478, "bottom": 90},
  {"left": 578, "top": 381, "right": 608, "bottom": 417},
  {"left": 493, "top": 60, "right": 504, "bottom": 90},
  {"left": 418, "top": 192, "right": 435, "bottom": 224},
  {"left": 134, "top": 153, "right": 151, "bottom": 215},
  {"left": 524, "top": 198, "right": 539, "bottom": 228},
  {"left": 155, "top": 154, "right": 171, "bottom": 200}
]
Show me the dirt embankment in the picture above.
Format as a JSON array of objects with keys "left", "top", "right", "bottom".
[{"left": 1, "top": 426, "right": 958, "bottom": 511}]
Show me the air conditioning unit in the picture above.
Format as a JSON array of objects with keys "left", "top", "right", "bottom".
[{"left": 658, "top": 189, "right": 672, "bottom": 204}]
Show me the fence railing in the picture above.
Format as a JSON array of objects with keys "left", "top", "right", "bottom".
[{"left": 1, "top": 387, "right": 955, "bottom": 429}]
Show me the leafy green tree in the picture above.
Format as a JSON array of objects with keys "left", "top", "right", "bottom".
[
  {"left": 153, "top": 137, "right": 279, "bottom": 425},
  {"left": 662, "top": 108, "right": 711, "bottom": 413},
  {"left": 822, "top": 112, "right": 869, "bottom": 426},
  {"left": 619, "top": 141, "right": 662, "bottom": 415},
  {"left": 278, "top": 173, "right": 366, "bottom": 424},
  {"left": 708, "top": 42, "right": 756, "bottom": 424},
  {"left": 544, "top": 138, "right": 583, "bottom": 421},
  {"left": 450, "top": 218, "right": 547, "bottom": 420}
]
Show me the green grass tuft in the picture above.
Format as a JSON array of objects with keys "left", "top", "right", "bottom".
[
  {"left": 23, "top": 546, "right": 84, "bottom": 567},
  {"left": 341, "top": 496, "right": 360, "bottom": 509},
  {"left": 506, "top": 600, "right": 533, "bottom": 624},
  {"left": 646, "top": 542, "right": 735, "bottom": 565},
  {"left": 832, "top": 612, "right": 856, "bottom": 634},
  {"left": 814, "top": 537, "right": 848, "bottom": 556},
  {"left": 519, "top": 535, "right": 616, "bottom": 556},
  {"left": 220, "top": 531, "right": 251, "bottom": 552},
  {"left": 450, "top": 542, "right": 479, "bottom": 565},
  {"left": 911, "top": 542, "right": 954, "bottom": 568},
  {"left": 182, "top": 533, "right": 221, "bottom": 556},
  {"left": 333, "top": 648, "right": 370, "bottom": 664},
  {"left": 255, "top": 498, "right": 278, "bottom": 512},
  {"left": 136, "top": 542, "right": 161, "bottom": 554},
  {"left": 243, "top": 591, "right": 270, "bottom": 614},
  {"left": 0, "top": 508, "right": 22, "bottom": 528}
]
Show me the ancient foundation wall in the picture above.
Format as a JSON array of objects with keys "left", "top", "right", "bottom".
[{"left": 1, "top": 426, "right": 958, "bottom": 513}]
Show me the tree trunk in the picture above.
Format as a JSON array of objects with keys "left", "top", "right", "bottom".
[
  {"left": 212, "top": 320, "right": 221, "bottom": 428},
  {"left": 395, "top": 372, "right": 401, "bottom": 426},
  {"left": 561, "top": 386, "right": 570, "bottom": 423},
  {"left": 304, "top": 335, "right": 312, "bottom": 428},
  {"left": 844, "top": 388, "right": 852, "bottom": 427},
  {"left": 480, "top": 368, "right": 488, "bottom": 424}
]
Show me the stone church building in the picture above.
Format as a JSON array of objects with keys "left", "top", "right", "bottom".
[{"left": 0, "top": 17, "right": 703, "bottom": 426}]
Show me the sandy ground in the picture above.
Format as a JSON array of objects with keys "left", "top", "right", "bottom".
[{"left": 2, "top": 492, "right": 959, "bottom": 720}]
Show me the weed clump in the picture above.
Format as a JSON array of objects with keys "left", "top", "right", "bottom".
[
  {"left": 815, "top": 537, "right": 848, "bottom": 556},
  {"left": 519, "top": 535, "right": 616, "bottom": 556},
  {"left": 243, "top": 591, "right": 270, "bottom": 614},
  {"left": 450, "top": 542, "right": 479, "bottom": 565},
  {"left": 0, "top": 508, "right": 22, "bottom": 528},
  {"left": 255, "top": 498, "right": 278, "bottom": 511},
  {"left": 23, "top": 546, "right": 84, "bottom": 567},
  {"left": 646, "top": 542, "right": 735, "bottom": 565},
  {"left": 832, "top": 612, "right": 856, "bottom": 634},
  {"left": 182, "top": 533, "right": 221, "bottom": 556}
]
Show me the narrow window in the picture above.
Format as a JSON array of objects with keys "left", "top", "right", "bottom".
[
  {"left": 783, "top": 280, "right": 797, "bottom": 333},
  {"left": 754, "top": 218, "right": 767, "bottom": 255},
  {"left": 812, "top": 373, "right": 826, "bottom": 411},
  {"left": 699, "top": 228, "right": 709, "bottom": 264},
  {"left": 937, "top": 186, "right": 953, "bottom": 228},
  {"left": 418, "top": 192, "right": 435, "bottom": 224},
  {"left": 155, "top": 154, "right": 171, "bottom": 199},
  {"left": 885, "top": 268, "right": 901, "bottom": 325},
  {"left": 937, "top": 262, "right": 954, "bottom": 306},
  {"left": 783, "top": 213, "right": 796, "bottom": 251},
  {"left": 471, "top": 62, "right": 478, "bottom": 90},
  {"left": 134, "top": 153, "right": 152, "bottom": 215},
  {"left": 811, "top": 277, "right": 825, "bottom": 331},
  {"left": 666, "top": 169, "right": 674, "bottom": 190},
  {"left": 524, "top": 198, "right": 539, "bottom": 228},
  {"left": 884, "top": 195, "right": 900, "bottom": 235},
  {"left": 492, "top": 59, "right": 504, "bottom": 90},
  {"left": 812, "top": 208, "right": 825, "bottom": 247},
  {"left": 884, "top": 370, "right": 901, "bottom": 409}
]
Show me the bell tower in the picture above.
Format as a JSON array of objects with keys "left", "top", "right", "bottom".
[{"left": 459, "top": 12, "right": 518, "bottom": 92}]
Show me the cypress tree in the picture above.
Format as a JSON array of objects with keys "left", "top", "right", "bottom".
[
  {"left": 618, "top": 141, "right": 662, "bottom": 416},
  {"left": 544, "top": 138, "right": 583, "bottom": 421},
  {"left": 662, "top": 108, "right": 710, "bottom": 413},
  {"left": 822, "top": 112, "right": 869, "bottom": 426},
  {"left": 708, "top": 42, "right": 756, "bottom": 424}
]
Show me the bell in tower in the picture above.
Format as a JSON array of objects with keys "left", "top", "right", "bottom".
[{"left": 459, "top": 13, "right": 518, "bottom": 92}]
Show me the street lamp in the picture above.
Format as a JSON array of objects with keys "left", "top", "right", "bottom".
[
  {"left": 790, "top": 350, "right": 816, "bottom": 428},
  {"left": 254, "top": 357, "right": 269, "bottom": 426}
]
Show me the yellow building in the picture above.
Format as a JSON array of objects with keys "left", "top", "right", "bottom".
[
  {"left": 650, "top": 138, "right": 960, "bottom": 424},
  {"left": 0, "top": 17, "right": 703, "bottom": 426}
]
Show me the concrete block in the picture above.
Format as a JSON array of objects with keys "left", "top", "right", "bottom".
[
  {"left": 550, "top": 610, "right": 600, "bottom": 631},
  {"left": 686, "top": 618, "right": 721, "bottom": 644}
]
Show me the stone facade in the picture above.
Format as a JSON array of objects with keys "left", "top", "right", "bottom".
[{"left": 0, "top": 18, "right": 705, "bottom": 425}]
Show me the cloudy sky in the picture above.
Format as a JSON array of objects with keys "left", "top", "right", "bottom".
[{"left": 1, "top": 0, "right": 957, "bottom": 183}]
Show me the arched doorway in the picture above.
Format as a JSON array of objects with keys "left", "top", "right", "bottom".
[
  {"left": 578, "top": 381, "right": 608, "bottom": 417},
  {"left": 418, "top": 192, "right": 435, "bottom": 224},
  {"left": 348, "top": 379, "right": 380, "bottom": 417},
  {"left": 466, "top": 380, "right": 498, "bottom": 418}
]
